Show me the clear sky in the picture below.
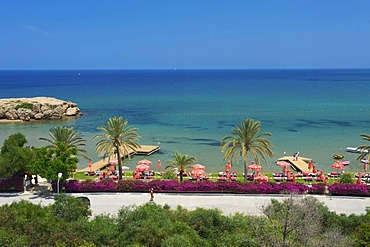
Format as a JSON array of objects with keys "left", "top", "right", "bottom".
[{"left": 1, "top": 0, "right": 370, "bottom": 69}]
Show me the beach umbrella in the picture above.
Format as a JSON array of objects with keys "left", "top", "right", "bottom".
[
  {"left": 325, "top": 176, "right": 329, "bottom": 186},
  {"left": 357, "top": 175, "right": 362, "bottom": 185},
  {"left": 225, "top": 160, "right": 232, "bottom": 172},
  {"left": 331, "top": 161, "right": 345, "bottom": 182},
  {"left": 190, "top": 169, "right": 206, "bottom": 180},
  {"left": 317, "top": 170, "right": 325, "bottom": 180},
  {"left": 312, "top": 164, "right": 317, "bottom": 174},
  {"left": 109, "top": 159, "right": 118, "bottom": 165},
  {"left": 192, "top": 164, "right": 206, "bottom": 170},
  {"left": 276, "top": 161, "right": 291, "bottom": 174},
  {"left": 332, "top": 161, "right": 345, "bottom": 172},
  {"left": 248, "top": 162, "right": 263, "bottom": 176},
  {"left": 136, "top": 164, "right": 150, "bottom": 172},
  {"left": 361, "top": 158, "right": 368, "bottom": 172},
  {"left": 308, "top": 160, "right": 313, "bottom": 170},
  {"left": 225, "top": 160, "right": 231, "bottom": 172},
  {"left": 157, "top": 160, "right": 162, "bottom": 170},
  {"left": 254, "top": 175, "right": 269, "bottom": 183},
  {"left": 138, "top": 159, "right": 152, "bottom": 166},
  {"left": 88, "top": 159, "right": 92, "bottom": 172},
  {"left": 248, "top": 163, "right": 262, "bottom": 171}
]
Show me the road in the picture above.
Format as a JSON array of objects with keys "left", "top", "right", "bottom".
[{"left": 0, "top": 192, "right": 369, "bottom": 217}]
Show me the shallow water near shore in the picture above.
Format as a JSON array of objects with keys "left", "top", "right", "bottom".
[{"left": 0, "top": 69, "right": 370, "bottom": 173}]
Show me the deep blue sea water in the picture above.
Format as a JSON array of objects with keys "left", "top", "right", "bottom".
[{"left": 1, "top": 69, "right": 370, "bottom": 173}]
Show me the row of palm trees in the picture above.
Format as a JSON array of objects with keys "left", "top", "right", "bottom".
[{"left": 40, "top": 117, "right": 370, "bottom": 182}]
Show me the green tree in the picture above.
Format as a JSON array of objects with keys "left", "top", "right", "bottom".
[
  {"left": 221, "top": 118, "right": 274, "bottom": 181},
  {"left": 52, "top": 194, "right": 91, "bottom": 221},
  {"left": 39, "top": 126, "right": 88, "bottom": 159},
  {"left": 94, "top": 117, "right": 141, "bottom": 180},
  {"left": 28, "top": 142, "right": 78, "bottom": 181},
  {"left": 0, "top": 133, "right": 34, "bottom": 178},
  {"left": 166, "top": 151, "right": 196, "bottom": 182},
  {"left": 256, "top": 195, "right": 354, "bottom": 247}
]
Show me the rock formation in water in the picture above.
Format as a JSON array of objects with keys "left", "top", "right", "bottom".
[{"left": 0, "top": 97, "right": 81, "bottom": 121}]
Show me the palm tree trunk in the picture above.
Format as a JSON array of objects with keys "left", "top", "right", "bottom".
[
  {"left": 116, "top": 146, "right": 123, "bottom": 180},
  {"left": 179, "top": 170, "right": 183, "bottom": 182},
  {"left": 244, "top": 152, "right": 249, "bottom": 182}
]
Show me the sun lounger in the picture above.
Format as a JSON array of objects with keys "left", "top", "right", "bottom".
[
  {"left": 274, "top": 177, "right": 284, "bottom": 182},
  {"left": 328, "top": 172, "right": 340, "bottom": 177}
]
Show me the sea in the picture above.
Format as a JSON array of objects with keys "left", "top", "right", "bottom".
[{"left": 0, "top": 69, "right": 369, "bottom": 173}]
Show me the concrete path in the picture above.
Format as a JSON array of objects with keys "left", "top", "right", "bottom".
[{"left": 0, "top": 192, "right": 369, "bottom": 217}]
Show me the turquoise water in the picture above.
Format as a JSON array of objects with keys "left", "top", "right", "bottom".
[{"left": 0, "top": 69, "right": 370, "bottom": 173}]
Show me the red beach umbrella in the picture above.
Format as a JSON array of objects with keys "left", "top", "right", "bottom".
[
  {"left": 138, "top": 159, "right": 152, "bottom": 166},
  {"left": 136, "top": 164, "right": 150, "bottom": 172},
  {"left": 308, "top": 160, "right": 313, "bottom": 170},
  {"left": 225, "top": 160, "right": 232, "bottom": 172},
  {"left": 88, "top": 159, "right": 92, "bottom": 172},
  {"left": 357, "top": 175, "right": 362, "bottom": 185},
  {"left": 248, "top": 162, "right": 263, "bottom": 176},
  {"left": 332, "top": 161, "right": 345, "bottom": 172},
  {"left": 248, "top": 162, "right": 262, "bottom": 171},
  {"left": 157, "top": 160, "right": 161, "bottom": 170},
  {"left": 276, "top": 161, "right": 291, "bottom": 174},
  {"left": 192, "top": 164, "right": 206, "bottom": 170},
  {"left": 254, "top": 175, "right": 269, "bottom": 183},
  {"left": 190, "top": 169, "right": 206, "bottom": 180},
  {"left": 325, "top": 176, "right": 329, "bottom": 186},
  {"left": 312, "top": 164, "right": 318, "bottom": 174},
  {"left": 109, "top": 159, "right": 118, "bottom": 165}
]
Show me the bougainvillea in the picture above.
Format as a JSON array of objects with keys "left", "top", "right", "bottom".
[{"left": 0, "top": 178, "right": 24, "bottom": 192}]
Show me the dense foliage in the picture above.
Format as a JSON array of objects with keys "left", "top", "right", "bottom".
[
  {"left": 0, "top": 133, "right": 34, "bottom": 178},
  {"left": 28, "top": 142, "right": 78, "bottom": 181},
  {"left": 0, "top": 195, "right": 368, "bottom": 247}
]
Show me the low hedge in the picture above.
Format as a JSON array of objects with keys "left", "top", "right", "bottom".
[
  {"left": 58, "top": 180, "right": 370, "bottom": 196},
  {"left": 0, "top": 178, "right": 24, "bottom": 192}
]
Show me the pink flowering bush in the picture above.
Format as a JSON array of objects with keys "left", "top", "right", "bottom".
[
  {"left": 58, "top": 179, "right": 369, "bottom": 197},
  {"left": 329, "top": 183, "right": 370, "bottom": 196},
  {"left": 63, "top": 180, "right": 312, "bottom": 194},
  {"left": 0, "top": 178, "right": 23, "bottom": 192}
]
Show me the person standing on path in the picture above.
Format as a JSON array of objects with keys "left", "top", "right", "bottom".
[{"left": 149, "top": 188, "right": 154, "bottom": 202}]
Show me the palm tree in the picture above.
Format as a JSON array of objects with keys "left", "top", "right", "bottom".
[
  {"left": 166, "top": 151, "right": 196, "bottom": 182},
  {"left": 221, "top": 118, "right": 274, "bottom": 181},
  {"left": 40, "top": 126, "right": 88, "bottom": 159},
  {"left": 356, "top": 134, "right": 370, "bottom": 169},
  {"left": 93, "top": 117, "right": 141, "bottom": 180}
]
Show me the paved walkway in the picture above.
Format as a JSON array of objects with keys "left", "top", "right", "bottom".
[{"left": 0, "top": 192, "right": 368, "bottom": 217}]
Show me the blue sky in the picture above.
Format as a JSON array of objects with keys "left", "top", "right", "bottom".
[{"left": 1, "top": 0, "right": 370, "bottom": 69}]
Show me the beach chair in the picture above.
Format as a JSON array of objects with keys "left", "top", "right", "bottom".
[{"left": 274, "top": 177, "right": 284, "bottom": 182}]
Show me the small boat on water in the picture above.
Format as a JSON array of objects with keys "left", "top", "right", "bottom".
[
  {"left": 346, "top": 147, "right": 369, "bottom": 153},
  {"left": 342, "top": 160, "right": 350, "bottom": 166}
]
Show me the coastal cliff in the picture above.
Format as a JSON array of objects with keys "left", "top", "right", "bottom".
[{"left": 0, "top": 97, "right": 81, "bottom": 121}]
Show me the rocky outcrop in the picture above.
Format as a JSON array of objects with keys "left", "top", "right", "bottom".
[{"left": 0, "top": 97, "right": 81, "bottom": 122}]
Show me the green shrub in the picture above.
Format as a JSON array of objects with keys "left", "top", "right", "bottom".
[
  {"left": 162, "top": 170, "right": 176, "bottom": 180},
  {"left": 340, "top": 173, "right": 353, "bottom": 184},
  {"left": 15, "top": 102, "right": 33, "bottom": 110}
]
